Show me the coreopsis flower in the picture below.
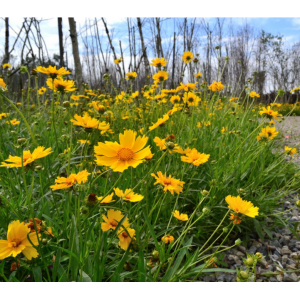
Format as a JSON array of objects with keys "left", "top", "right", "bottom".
[
  {"left": 46, "top": 77, "right": 76, "bottom": 93},
  {"left": 230, "top": 97, "right": 239, "bottom": 102},
  {"left": 2, "top": 63, "right": 11, "bottom": 69},
  {"left": 259, "top": 106, "right": 281, "bottom": 120},
  {"left": 50, "top": 170, "right": 90, "bottom": 191},
  {"left": 225, "top": 195, "right": 259, "bottom": 218},
  {"left": 71, "top": 113, "right": 110, "bottom": 133},
  {"left": 114, "top": 57, "right": 123, "bottom": 64},
  {"left": 36, "top": 65, "right": 71, "bottom": 78},
  {"left": 173, "top": 210, "right": 188, "bottom": 221},
  {"left": 38, "top": 87, "right": 47, "bottom": 95},
  {"left": 284, "top": 146, "right": 297, "bottom": 156},
  {"left": 101, "top": 209, "right": 130, "bottom": 232},
  {"left": 173, "top": 146, "right": 192, "bottom": 155},
  {"left": 94, "top": 130, "right": 151, "bottom": 173},
  {"left": 151, "top": 171, "right": 185, "bottom": 195},
  {"left": 114, "top": 188, "right": 144, "bottom": 202},
  {"left": 0, "top": 220, "right": 39, "bottom": 260},
  {"left": 26, "top": 218, "right": 42, "bottom": 233},
  {"left": 170, "top": 95, "right": 181, "bottom": 104},
  {"left": 78, "top": 139, "right": 91, "bottom": 145},
  {"left": 249, "top": 91, "right": 260, "bottom": 98},
  {"left": 161, "top": 235, "right": 174, "bottom": 244},
  {"left": 71, "top": 95, "right": 80, "bottom": 101},
  {"left": 1, "top": 146, "right": 52, "bottom": 168},
  {"left": 176, "top": 82, "right": 197, "bottom": 92},
  {"left": 230, "top": 214, "right": 242, "bottom": 225},
  {"left": 0, "top": 112, "right": 9, "bottom": 119},
  {"left": 152, "top": 71, "right": 168, "bottom": 82},
  {"left": 97, "top": 192, "right": 115, "bottom": 204},
  {"left": 196, "top": 122, "right": 201, "bottom": 128},
  {"left": 183, "top": 92, "right": 200, "bottom": 106},
  {"left": 208, "top": 81, "right": 224, "bottom": 92},
  {"left": 145, "top": 152, "right": 155, "bottom": 160},
  {"left": 0, "top": 78, "right": 6, "bottom": 89},
  {"left": 194, "top": 72, "right": 202, "bottom": 78},
  {"left": 182, "top": 51, "right": 193, "bottom": 64},
  {"left": 221, "top": 127, "right": 226, "bottom": 133},
  {"left": 149, "top": 114, "right": 169, "bottom": 131},
  {"left": 257, "top": 126, "right": 278, "bottom": 141},
  {"left": 118, "top": 227, "right": 135, "bottom": 250},
  {"left": 181, "top": 149, "right": 210, "bottom": 166},
  {"left": 154, "top": 136, "right": 167, "bottom": 150},
  {"left": 125, "top": 72, "right": 138, "bottom": 80},
  {"left": 150, "top": 57, "right": 168, "bottom": 68}
]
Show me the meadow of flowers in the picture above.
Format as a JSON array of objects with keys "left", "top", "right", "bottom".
[{"left": 0, "top": 55, "right": 300, "bottom": 282}]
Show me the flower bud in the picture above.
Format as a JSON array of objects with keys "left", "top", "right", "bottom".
[
  {"left": 20, "top": 66, "right": 28, "bottom": 73},
  {"left": 296, "top": 200, "right": 300, "bottom": 207},
  {"left": 80, "top": 206, "right": 89, "bottom": 214},
  {"left": 240, "top": 270, "right": 249, "bottom": 279},
  {"left": 201, "top": 190, "right": 209, "bottom": 196},
  {"left": 255, "top": 252, "right": 263, "bottom": 261},
  {"left": 86, "top": 240, "right": 93, "bottom": 247},
  {"left": 235, "top": 238, "right": 242, "bottom": 246},
  {"left": 63, "top": 101, "right": 70, "bottom": 107},
  {"left": 42, "top": 238, "right": 48, "bottom": 245},
  {"left": 167, "top": 142, "right": 175, "bottom": 150},
  {"left": 245, "top": 257, "right": 254, "bottom": 266},
  {"left": 223, "top": 227, "right": 229, "bottom": 233},
  {"left": 152, "top": 250, "right": 159, "bottom": 260},
  {"left": 17, "top": 138, "right": 27, "bottom": 145},
  {"left": 202, "top": 207, "right": 210, "bottom": 215}
]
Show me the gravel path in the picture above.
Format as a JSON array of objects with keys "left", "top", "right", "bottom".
[{"left": 204, "top": 117, "right": 300, "bottom": 282}]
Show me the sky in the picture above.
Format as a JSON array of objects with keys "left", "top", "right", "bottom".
[{"left": 1, "top": 17, "right": 300, "bottom": 68}]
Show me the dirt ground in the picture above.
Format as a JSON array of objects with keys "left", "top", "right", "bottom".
[{"left": 276, "top": 117, "right": 300, "bottom": 165}]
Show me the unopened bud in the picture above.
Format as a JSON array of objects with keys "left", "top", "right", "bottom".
[
  {"left": 17, "top": 138, "right": 27, "bottom": 145},
  {"left": 240, "top": 270, "right": 249, "bottom": 279},
  {"left": 245, "top": 257, "right": 254, "bottom": 266},
  {"left": 201, "top": 190, "right": 209, "bottom": 196},
  {"left": 202, "top": 207, "right": 210, "bottom": 215},
  {"left": 167, "top": 142, "right": 175, "bottom": 150},
  {"left": 20, "top": 66, "right": 28, "bottom": 73},
  {"left": 235, "top": 238, "right": 242, "bottom": 246},
  {"left": 63, "top": 101, "right": 70, "bottom": 107}
]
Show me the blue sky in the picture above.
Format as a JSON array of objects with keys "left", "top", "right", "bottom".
[{"left": 1, "top": 17, "right": 300, "bottom": 66}]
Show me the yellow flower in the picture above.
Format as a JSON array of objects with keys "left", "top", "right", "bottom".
[
  {"left": 181, "top": 149, "right": 210, "bottom": 166},
  {"left": 249, "top": 91, "right": 260, "bottom": 98},
  {"left": 0, "top": 112, "right": 9, "bottom": 119},
  {"left": 284, "top": 146, "right": 297, "bottom": 156},
  {"left": 257, "top": 126, "right": 278, "bottom": 141},
  {"left": 225, "top": 195, "right": 259, "bottom": 218},
  {"left": 170, "top": 95, "right": 181, "bottom": 104},
  {"left": 173, "top": 146, "right": 192, "bottom": 155},
  {"left": 97, "top": 192, "right": 115, "bottom": 204},
  {"left": 0, "top": 78, "right": 6, "bottom": 89},
  {"left": 71, "top": 95, "right": 81, "bottom": 101},
  {"left": 176, "top": 82, "right": 197, "bottom": 92},
  {"left": 38, "top": 87, "right": 47, "bottom": 95},
  {"left": 46, "top": 77, "right": 76, "bottom": 93},
  {"left": 1, "top": 146, "right": 52, "bottom": 168},
  {"left": 153, "top": 136, "right": 166, "bottom": 150},
  {"left": 94, "top": 130, "right": 151, "bottom": 173},
  {"left": 161, "top": 235, "right": 174, "bottom": 244},
  {"left": 182, "top": 51, "right": 193, "bottom": 64},
  {"left": 145, "top": 152, "right": 155, "bottom": 160},
  {"left": 125, "top": 72, "right": 138, "bottom": 80},
  {"left": 208, "top": 81, "right": 224, "bottom": 92},
  {"left": 153, "top": 71, "right": 168, "bottom": 82},
  {"left": 114, "top": 188, "right": 144, "bottom": 202},
  {"left": 151, "top": 171, "right": 185, "bottom": 195},
  {"left": 149, "top": 114, "right": 169, "bottom": 131},
  {"left": 194, "top": 72, "right": 202, "bottom": 78},
  {"left": 131, "top": 91, "right": 139, "bottom": 99},
  {"left": 196, "top": 122, "right": 201, "bottom": 128},
  {"left": 2, "top": 63, "right": 11, "bottom": 69},
  {"left": 78, "top": 139, "right": 91, "bottom": 145},
  {"left": 114, "top": 57, "right": 123, "bottom": 64},
  {"left": 150, "top": 57, "right": 168, "bottom": 68},
  {"left": 259, "top": 106, "right": 281, "bottom": 120},
  {"left": 101, "top": 209, "right": 129, "bottom": 232},
  {"left": 36, "top": 65, "right": 70, "bottom": 78},
  {"left": 50, "top": 170, "right": 90, "bottom": 190},
  {"left": 71, "top": 113, "right": 110, "bottom": 133},
  {"left": 118, "top": 227, "right": 135, "bottom": 250},
  {"left": 0, "top": 220, "right": 40, "bottom": 260},
  {"left": 173, "top": 210, "right": 188, "bottom": 221},
  {"left": 183, "top": 92, "right": 200, "bottom": 106},
  {"left": 221, "top": 127, "right": 226, "bottom": 133}
]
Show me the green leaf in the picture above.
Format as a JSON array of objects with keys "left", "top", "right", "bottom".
[
  {"left": 253, "top": 219, "right": 264, "bottom": 241},
  {"left": 69, "top": 215, "right": 80, "bottom": 281},
  {"left": 32, "top": 266, "right": 42, "bottom": 282},
  {"left": 163, "top": 237, "right": 193, "bottom": 282},
  {"left": 111, "top": 247, "right": 131, "bottom": 282}
]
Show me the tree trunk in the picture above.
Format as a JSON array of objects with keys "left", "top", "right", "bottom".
[
  {"left": 137, "top": 18, "right": 150, "bottom": 79},
  {"left": 68, "top": 18, "right": 83, "bottom": 86},
  {"left": 4, "top": 18, "right": 9, "bottom": 65},
  {"left": 58, "top": 18, "right": 64, "bottom": 68}
]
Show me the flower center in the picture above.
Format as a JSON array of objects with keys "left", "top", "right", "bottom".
[
  {"left": 11, "top": 239, "right": 22, "bottom": 248},
  {"left": 163, "top": 179, "right": 172, "bottom": 186},
  {"left": 188, "top": 98, "right": 194, "bottom": 102},
  {"left": 66, "top": 178, "right": 77, "bottom": 186},
  {"left": 117, "top": 148, "right": 134, "bottom": 161},
  {"left": 122, "top": 232, "right": 129, "bottom": 238},
  {"left": 110, "top": 220, "right": 118, "bottom": 227}
]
